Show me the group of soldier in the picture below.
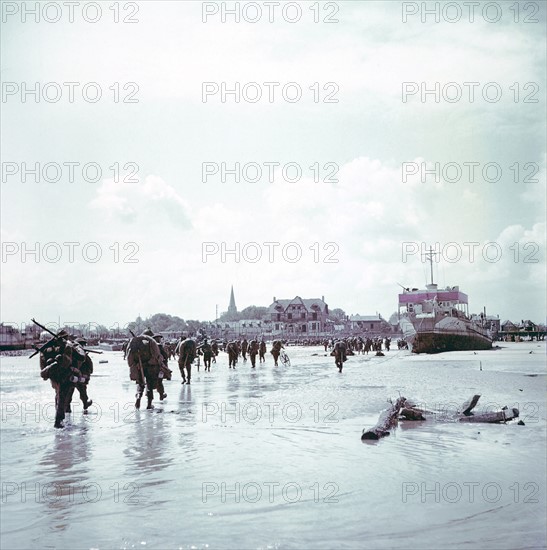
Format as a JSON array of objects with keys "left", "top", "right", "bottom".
[
  {"left": 36, "top": 330, "right": 288, "bottom": 427},
  {"left": 124, "top": 334, "right": 288, "bottom": 411},
  {"left": 36, "top": 322, "right": 401, "bottom": 427},
  {"left": 323, "top": 336, "right": 393, "bottom": 354}
]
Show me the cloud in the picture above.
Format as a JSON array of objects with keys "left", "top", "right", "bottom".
[{"left": 89, "top": 175, "right": 192, "bottom": 229}]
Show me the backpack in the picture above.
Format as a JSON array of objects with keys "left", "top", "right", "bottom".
[{"left": 128, "top": 336, "right": 153, "bottom": 363}]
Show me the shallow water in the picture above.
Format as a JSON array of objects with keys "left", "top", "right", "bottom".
[{"left": 1, "top": 342, "right": 546, "bottom": 549}]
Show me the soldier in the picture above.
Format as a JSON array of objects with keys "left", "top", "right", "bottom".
[
  {"left": 270, "top": 339, "right": 284, "bottom": 367},
  {"left": 178, "top": 336, "right": 196, "bottom": 384},
  {"left": 38, "top": 330, "right": 88, "bottom": 428},
  {"left": 152, "top": 334, "right": 170, "bottom": 401},
  {"left": 65, "top": 337, "right": 93, "bottom": 414},
  {"left": 333, "top": 340, "right": 347, "bottom": 373},
  {"left": 211, "top": 340, "right": 219, "bottom": 363},
  {"left": 248, "top": 339, "right": 259, "bottom": 368},
  {"left": 198, "top": 338, "right": 214, "bottom": 372},
  {"left": 122, "top": 338, "right": 130, "bottom": 360},
  {"left": 241, "top": 338, "right": 248, "bottom": 361},
  {"left": 259, "top": 339, "right": 267, "bottom": 363},
  {"left": 226, "top": 341, "right": 239, "bottom": 369},
  {"left": 127, "top": 329, "right": 163, "bottom": 409}
]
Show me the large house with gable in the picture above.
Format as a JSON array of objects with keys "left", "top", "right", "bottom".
[{"left": 266, "top": 296, "right": 329, "bottom": 335}]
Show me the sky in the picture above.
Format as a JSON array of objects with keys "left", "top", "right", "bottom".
[{"left": 1, "top": 0, "right": 546, "bottom": 330}]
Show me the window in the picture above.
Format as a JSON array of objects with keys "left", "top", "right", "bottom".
[
  {"left": 370, "top": 323, "right": 374, "bottom": 329},
  {"left": 275, "top": 324, "right": 279, "bottom": 330},
  {"left": 301, "top": 313, "right": 305, "bottom": 319},
  {"left": 288, "top": 313, "right": 292, "bottom": 320},
  {"left": 312, "top": 312, "right": 317, "bottom": 320},
  {"left": 302, "top": 324, "right": 306, "bottom": 332}
]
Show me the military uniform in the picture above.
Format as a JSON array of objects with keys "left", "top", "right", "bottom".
[
  {"left": 199, "top": 339, "right": 213, "bottom": 372},
  {"left": 178, "top": 337, "right": 196, "bottom": 384},
  {"left": 65, "top": 337, "right": 93, "bottom": 413},
  {"left": 248, "top": 339, "right": 259, "bottom": 368},
  {"left": 127, "top": 329, "right": 163, "bottom": 409},
  {"left": 270, "top": 340, "right": 283, "bottom": 366},
  {"left": 211, "top": 340, "right": 219, "bottom": 363},
  {"left": 241, "top": 339, "right": 248, "bottom": 361},
  {"left": 226, "top": 341, "right": 239, "bottom": 369},
  {"left": 259, "top": 340, "right": 266, "bottom": 363},
  {"left": 39, "top": 331, "right": 89, "bottom": 428},
  {"left": 333, "top": 340, "right": 347, "bottom": 372},
  {"left": 153, "top": 334, "right": 171, "bottom": 400}
]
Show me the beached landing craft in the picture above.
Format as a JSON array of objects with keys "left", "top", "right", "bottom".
[{"left": 398, "top": 249, "right": 493, "bottom": 354}]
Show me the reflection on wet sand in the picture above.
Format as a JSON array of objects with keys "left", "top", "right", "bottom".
[
  {"left": 37, "top": 420, "right": 92, "bottom": 531},
  {"left": 123, "top": 412, "right": 174, "bottom": 480},
  {"left": 226, "top": 371, "right": 241, "bottom": 400}
]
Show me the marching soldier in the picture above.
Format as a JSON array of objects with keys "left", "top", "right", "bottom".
[
  {"left": 226, "top": 341, "right": 239, "bottom": 369},
  {"left": 127, "top": 329, "right": 163, "bottom": 409},
  {"left": 153, "top": 334, "right": 171, "bottom": 401},
  {"left": 178, "top": 336, "right": 196, "bottom": 384},
  {"left": 270, "top": 339, "right": 284, "bottom": 367},
  {"left": 65, "top": 337, "right": 93, "bottom": 413},
  {"left": 248, "top": 339, "right": 259, "bottom": 368},
  {"left": 211, "top": 340, "right": 219, "bottom": 363},
  {"left": 241, "top": 338, "right": 248, "bottom": 361},
  {"left": 259, "top": 339, "right": 266, "bottom": 363},
  {"left": 198, "top": 338, "right": 214, "bottom": 372},
  {"left": 333, "top": 340, "right": 347, "bottom": 372},
  {"left": 38, "top": 330, "right": 88, "bottom": 428}
]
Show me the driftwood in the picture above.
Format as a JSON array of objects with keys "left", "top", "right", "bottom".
[
  {"left": 361, "top": 397, "right": 406, "bottom": 440},
  {"left": 361, "top": 394, "right": 521, "bottom": 440},
  {"left": 456, "top": 395, "right": 519, "bottom": 423},
  {"left": 400, "top": 407, "right": 426, "bottom": 421},
  {"left": 460, "top": 394, "right": 481, "bottom": 416},
  {"left": 459, "top": 408, "right": 519, "bottom": 423}
]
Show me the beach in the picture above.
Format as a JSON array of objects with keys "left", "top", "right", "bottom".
[{"left": 1, "top": 341, "right": 546, "bottom": 549}]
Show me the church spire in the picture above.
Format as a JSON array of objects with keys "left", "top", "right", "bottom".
[{"left": 227, "top": 285, "right": 237, "bottom": 317}]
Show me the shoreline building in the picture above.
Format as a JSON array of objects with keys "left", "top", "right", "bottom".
[
  {"left": 266, "top": 296, "right": 329, "bottom": 336},
  {"left": 349, "top": 314, "right": 389, "bottom": 333}
]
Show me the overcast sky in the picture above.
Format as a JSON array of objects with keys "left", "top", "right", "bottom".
[{"left": 1, "top": 1, "right": 545, "bottom": 329}]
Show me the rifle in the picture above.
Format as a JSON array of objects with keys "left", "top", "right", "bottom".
[
  {"left": 29, "top": 318, "right": 102, "bottom": 358},
  {"left": 29, "top": 319, "right": 69, "bottom": 359}
]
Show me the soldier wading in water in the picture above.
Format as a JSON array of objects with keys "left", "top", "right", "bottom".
[
  {"left": 177, "top": 335, "right": 197, "bottom": 384},
  {"left": 153, "top": 333, "right": 172, "bottom": 400},
  {"left": 259, "top": 339, "right": 266, "bottom": 363},
  {"left": 226, "top": 340, "right": 239, "bottom": 369},
  {"left": 248, "top": 338, "right": 259, "bottom": 368},
  {"left": 37, "top": 328, "right": 94, "bottom": 428},
  {"left": 332, "top": 340, "right": 347, "bottom": 373},
  {"left": 127, "top": 329, "right": 163, "bottom": 409},
  {"left": 198, "top": 338, "right": 214, "bottom": 372},
  {"left": 270, "top": 339, "right": 284, "bottom": 366},
  {"left": 65, "top": 337, "right": 94, "bottom": 413}
]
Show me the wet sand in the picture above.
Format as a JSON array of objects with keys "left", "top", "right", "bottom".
[{"left": 1, "top": 341, "right": 546, "bottom": 549}]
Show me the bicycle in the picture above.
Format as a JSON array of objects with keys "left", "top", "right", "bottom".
[{"left": 279, "top": 349, "right": 291, "bottom": 367}]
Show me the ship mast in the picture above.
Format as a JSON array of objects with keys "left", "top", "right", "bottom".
[{"left": 422, "top": 246, "right": 439, "bottom": 286}]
